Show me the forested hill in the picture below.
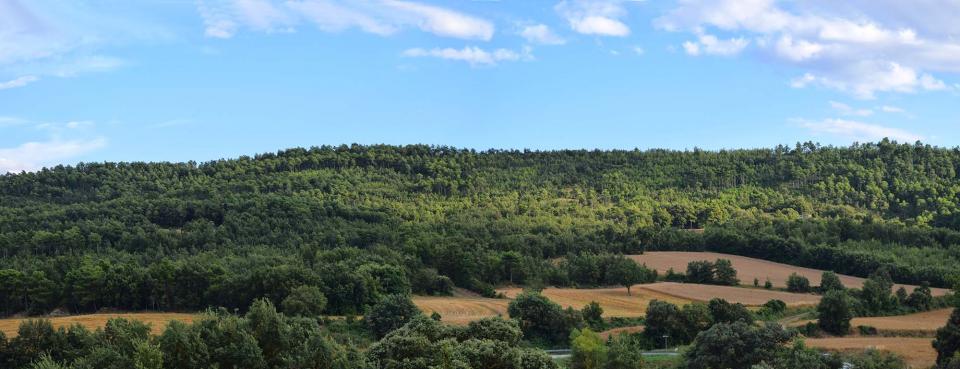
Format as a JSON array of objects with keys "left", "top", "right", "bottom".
[{"left": 2, "top": 140, "right": 960, "bottom": 316}]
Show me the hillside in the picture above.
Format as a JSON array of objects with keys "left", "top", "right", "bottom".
[{"left": 2, "top": 142, "right": 960, "bottom": 318}]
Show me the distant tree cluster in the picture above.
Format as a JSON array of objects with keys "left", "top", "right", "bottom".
[{"left": 684, "top": 259, "right": 739, "bottom": 286}]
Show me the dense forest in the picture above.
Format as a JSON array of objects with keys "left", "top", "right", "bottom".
[{"left": 3, "top": 140, "right": 960, "bottom": 317}]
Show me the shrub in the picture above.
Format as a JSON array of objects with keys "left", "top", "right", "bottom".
[{"left": 786, "top": 274, "right": 811, "bottom": 293}]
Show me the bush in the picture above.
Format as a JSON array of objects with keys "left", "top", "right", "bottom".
[
  {"left": 281, "top": 285, "right": 327, "bottom": 317},
  {"left": 819, "top": 271, "right": 844, "bottom": 293},
  {"left": 817, "top": 290, "right": 853, "bottom": 336},
  {"left": 786, "top": 273, "right": 811, "bottom": 293},
  {"left": 857, "top": 325, "right": 878, "bottom": 335},
  {"left": 507, "top": 291, "right": 582, "bottom": 345},
  {"left": 365, "top": 294, "right": 421, "bottom": 338}
]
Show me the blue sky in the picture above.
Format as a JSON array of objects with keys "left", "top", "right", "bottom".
[{"left": 2, "top": 0, "right": 959, "bottom": 172}]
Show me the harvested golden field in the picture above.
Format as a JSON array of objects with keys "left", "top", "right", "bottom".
[
  {"left": 852, "top": 308, "right": 952, "bottom": 332},
  {"left": 629, "top": 252, "right": 950, "bottom": 296},
  {"left": 792, "top": 308, "right": 952, "bottom": 334},
  {"left": 636, "top": 282, "right": 821, "bottom": 306},
  {"left": 415, "top": 286, "right": 689, "bottom": 325},
  {"left": 498, "top": 287, "right": 692, "bottom": 318},
  {"left": 412, "top": 295, "right": 511, "bottom": 325},
  {"left": 0, "top": 313, "right": 197, "bottom": 338},
  {"left": 806, "top": 337, "right": 936, "bottom": 369}
]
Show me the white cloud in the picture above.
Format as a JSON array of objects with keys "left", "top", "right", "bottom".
[
  {"left": 555, "top": 0, "right": 631, "bottom": 37},
  {"left": 0, "top": 75, "right": 38, "bottom": 90},
  {"left": 791, "top": 61, "right": 946, "bottom": 99},
  {"left": 682, "top": 41, "right": 700, "bottom": 56},
  {"left": 0, "top": 137, "right": 106, "bottom": 173},
  {"left": 798, "top": 118, "right": 922, "bottom": 142},
  {"left": 286, "top": 0, "right": 396, "bottom": 36},
  {"left": 684, "top": 32, "right": 748, "bottom": 56},
  {"left": 200, "top": 0, "right": 493, "bottom": 40},
  {"left": 633, "top": 46, "right": 645, "bottom": 55},
  {"left": 880, "top": 105, "right": 905, "bottom": 114},
  {"left": 520, "top": 24, "right": 565, "bottom": 45},
  {"left": 774, "top": 35, "right": 822, "bottom": 61},
  {"left": 402, "top": 46, "right": 530, "bottom": 66},
  {"left": 829, "top": 101, "right": 873, "bottom": 117},
  {"left": 384, "top": 0, "right": 494, "bottom": 40},
  {"left": 0, "top": 2, "right": 146, "bottom": 85},
  {"left": 656, "top": 0, "right": 960, "bottom": 98}
]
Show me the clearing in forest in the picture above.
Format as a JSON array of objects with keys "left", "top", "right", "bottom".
[
  {"left": 635, "top": 282, "right": 822, "bottom": 306},
  {"left": 412, "top": 295, "right": 512, "bottom": 325},
  {"left": 629, "top": 252, "right": 951, "bottom": 296},
  {"left": 0, "top": 313, "right": 197, "bottom": 338},
  {"left": 805, "top": 337, "right": 936, "bottom": 369}
]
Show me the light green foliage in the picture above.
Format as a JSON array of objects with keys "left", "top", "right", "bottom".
[
  {"left": 570, "top": 328, "right": 607, "bottom": 369},
  {"left": 604, "top": 334, "right": 645, "bottom": 369}
]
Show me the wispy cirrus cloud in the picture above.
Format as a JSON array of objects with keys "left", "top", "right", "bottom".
[
  {"left": 829, "top": 101, "right": 873, "bottom": 117},
  {"left": 402, "top": 46, "right": 531, "bottom": 67},
  {"left": 197, "top": 0, "right": 494, "bottom": 40},
  {"left": 0, "top": 1, "right": 161, "bottom": 89},
  {"left": 796, "top": 118, "right": 922, "bottom": 142},
  {"left": 0, "top": 137, "right": 107, "bottom": 173},
  {"left": 0, "top": 118, "right": 107, "bottom": 173},
  {"left": 0, "top": 75, "right": 38, "bottom": 90}
]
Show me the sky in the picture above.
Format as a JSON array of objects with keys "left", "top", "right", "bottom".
[{"left": 1, "top": 0, "right": 960, "bottom": 173}]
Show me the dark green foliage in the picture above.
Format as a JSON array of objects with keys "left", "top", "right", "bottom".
[
  {"left": 819, "top": 271, "right": 844, "bottom": 292},
  {"left": 507, "top": 291, "right": 582, "bottom": 346},
  {"left": 643, "top": 300, "right": 715, "bottom": 347},
  {"left": 906, "top": 284, "right": 933, "bottom": 311},
  {"left": 786, "top": 273, "right": 811, "bottom": 293},
  {"left": 582, "top": 302, "right": 605, "bottom": 331},
  {"left": 817, "top": 290, "right": 853, "bottom": 336},
  {"left": 858, "top": 269, "right": 896, "bottom": 316},
  {"left": 713, "top": 259, "right": 739, "bottom": 286},
  {"left": 606, "top": 258, "right": 651, "bottom": 295},
  {"left": 685, "top": 261, "right": 715, "bottom": 285},
  {"left": 365, "top": 294, "right": 421, "bottom": 338},
  {"left": 707, "top": 298, "right": 753, "bottom": 324},
  {"left": 857, "top": 325, "right": 878, "bottom": 335},
  {"left": 763, "top": 279, "right": 772, "bottom": 289},
  {"left": 683, "top": 322, "right": 793, "bottom": 369},
  {"left": 684, "top": 259, "right": 738, "bottom": 286},
  {"left": 757, "top": 300, "right": 786, "bottom": 319},
  {"left": 366, "top": 315, "right": 557, "bottom": 369},
  {"left": 282, "top": 285, "right": 328, "bottom": 317},
  {"left": 463, "top": 317, "right": 523, "bottom": 345},
  {"left": 935, "top": 308, "right": 960, "bottom": 366}
]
